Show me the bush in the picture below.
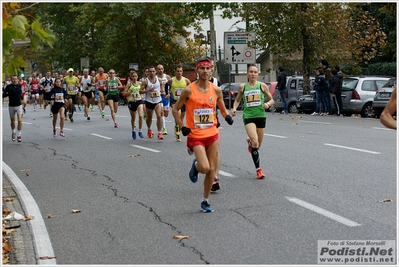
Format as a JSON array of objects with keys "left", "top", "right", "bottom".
[{"left": 367, "top": 62, "right": 397, "bottom": 77}]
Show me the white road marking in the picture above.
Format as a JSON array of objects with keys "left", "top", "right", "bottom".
[
  {"left": 2, "top": 162, "right": 57, "bottom": 264},
  {"left": 131, "top": 144, "right": 160, "bottom": 153},
  {"left": 286, "top": 197, "right": 361, "bottom": 227},
  {"left": 56, "top": 127, "right": 72, "bottom": 131},
  {"left": 373, "top": 127, "right": 395, "bottom": 131},
  {"left": 218, "top": 170, "right": 236, "bottom": 177},
  {"left": 22, "top": 122, "right": 32, "bottom": 125},
  {"left": 324, "top": 143, "right": 381, "bottom": 155},
  {"left": 91, "top": 133, "right": 112, "bottom": 140},
  {"left": 300, "top": 121, "right": 332, "bottom": 125},
  {"left": 264, "top": 133, "right": 288, "bottom": 139}
]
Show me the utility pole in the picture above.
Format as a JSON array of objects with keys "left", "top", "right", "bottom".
[{"left": 209, "top": 7, "right": 218, "bottom": 78}]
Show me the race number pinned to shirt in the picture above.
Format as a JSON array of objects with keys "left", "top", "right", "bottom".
[
  {"left": 244, "top": 89, "right": 261, "bottom": 107},
  {"left": 194, "top": 108, "right": 214, "bottom": 129},
  {"left": 68, "top": 86, "right": 76, "bottom": 95},
  {"left": 150, "top": 91, "right": 160, "bottom": 98},
  {"left": 174, "top": 88, "right": 183, "bottom": 99}
]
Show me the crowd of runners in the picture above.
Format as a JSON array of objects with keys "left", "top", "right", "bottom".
[{"left": 3, "top": 57, "right": 275, "bottom": 212}]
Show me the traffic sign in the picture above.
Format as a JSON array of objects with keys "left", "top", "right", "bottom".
[{"left": 224, "top": 32, "right": 256, "bottom": 64}]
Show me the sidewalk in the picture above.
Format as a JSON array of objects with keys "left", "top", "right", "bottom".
[
  {"left": 2, "top": 162, "right": 57, "bottom": 265},
  {"left": 2, "top": 172, "right": 36, "bottom": 264}
]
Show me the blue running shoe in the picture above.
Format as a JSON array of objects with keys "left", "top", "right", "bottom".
[
  {"left": 132, "top": 131, "right": 136, "bottom": 140},
  {"left": 189, "top": 159, "right": 198, "bottom": 183},
  {"left": 78, "top": 105, "right": 81, "bottom": 111},
  {"left": 138, "top": 132, "right": 144, "bottom": 138},
  {"left": 201, "top": 200, "right": 214, "bottom": 213}
]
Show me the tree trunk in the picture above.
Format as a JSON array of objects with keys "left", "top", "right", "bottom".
[{"left": 209, "top": 8, "right": 218, "bottom": 77}]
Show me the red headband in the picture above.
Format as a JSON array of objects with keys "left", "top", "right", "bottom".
[{"left": 196, "top": 61, "right": 213, "bottom": 68}]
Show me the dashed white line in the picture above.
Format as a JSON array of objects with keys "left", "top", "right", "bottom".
[
  {"left": 130, "top": 144, "right": 160, "bottom": 153},
  {"left": 373, "top": 127, "right": 395, "bottom": 131},
  {"left": 264, "top": 133, "right": 288, "bottom": 139},
  {"left": 22, "top": 122, "right": 32, "bottom": 125},
  {"left": 300, "top": 121, "right": 332, "bottom": 125},
  {"left": 56, "top": 127, "right": 72, "bottom": 131},
  {"left": 286, "top": 197, "right": 361, "bottom": 227},
  {"left": 218, "top": 170, "right": 236, "bottom": 177},
  {"left": 91, "top": 133, "right": 112, "bottom": 140},
  {"left": 324, "top": 143, "right": 380, "bottom": 154}
]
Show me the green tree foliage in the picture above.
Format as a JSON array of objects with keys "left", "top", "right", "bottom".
[
  {"left": 2, "top": 3, "right": 56, "bottom": 76},
  {"left": 36, "top": 3, "right": 206, "bottom": 75}
]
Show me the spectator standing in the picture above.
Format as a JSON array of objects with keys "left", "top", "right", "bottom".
[
  {"left": 320, "top": 59, "right": 332, "bottom": 115},
  {"left": 329, "top": 68, "right": 343, "bottom": 116},
  {"left": 311, "top": 67, "right": 327, "bottom": 116},
  {"left": 276, "top": 66, "right": 288, "bottom": 114}
]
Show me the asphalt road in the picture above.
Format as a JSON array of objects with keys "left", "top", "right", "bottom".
[{"left": 2, "top": 102, "right": 397, "bottom": 265}]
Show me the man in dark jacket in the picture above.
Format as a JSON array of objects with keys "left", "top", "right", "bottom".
[
  {"left": 320, "top": 59, "right": 332, "bottom": 114},
  {"left": 276, "top": 66, "right": 288, "bottom": 114},
  {"left": 330, "top": 68, "right": 343, "bottom": 116},
  {"left": 3, "top": 75, "right": 24, "bottom": 142}
]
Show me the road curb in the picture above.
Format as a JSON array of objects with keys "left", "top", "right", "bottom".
[{"left": 2, "top": 161, "right": 57, "bottom": 265}]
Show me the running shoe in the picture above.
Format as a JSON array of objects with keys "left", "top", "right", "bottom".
[
  {"left": 78, "top": 105, "right": 81, "bottom": 111},
  {"left": 138, "top": 132, "right": 144, "bottom": 138},
  {"left": 187, "top": 147, "right": 193, "bottom": 155},
  {"left": 114, "top": 122, "right": 118, "bottom": 128},
  {"left": 60, "top": 131, "right": 65, "bottom": 137},
  {"left": 87, "top": 116, "right": 90, "bottom": 121},
  {"left": 132, "top": 131, "right": 136, "bottom": 140},
  {"left": 11, "top": 133, "right": 16, "bottom": 142},
  {"left": 311, "top": 112, "right": 318, "bottom": 116},
  {"left": 44, "top": 103, "right": 47, "bottom": 109},
  {"left": 201, "top": 200, "right": 214, "bottom": 213},
  {"left": 162, "top": 127, "right": 168, "bottom": 135},
  {"left": 84, "top": 113, "right": 87, "bottom": 117},
  {"left": 256, "top": 167, "right": 265, "bottom": 179},
  {"left": 211, "top": 178, "right": 220, "bottom": 191},
  {"left": 53, "top": 130, "right": 57, "bottom": 138},
  {"left": 189, "top": 159, "right": 198, "bottom": 183},
  {"left": 68, "top": 112, "right": 72, "bottom": 120},
  {"left": 23, "top": 107, "right": 26, "bottom": 114},
  {"left": 101, "top": 110, "right": 105, "bottom": 118},
  {"left": 17, "top": 135, "right": 22, "bottom": 142},
  {"left": 157, "top": 133, "right": 164, "bottom": 140},
  {"left": 90, "top": 104, "right": 94, "bottom": 111},
  {"left": 147, "top": 129, "right": 153, "bottom": 138},
  {"left": 50, "top": 113, "right": 53, "bottom": 117},
  {"left": 246, "top": 137, "right": 252, "bottom": 153},
  {"left": 74, "top": 107, "right": 76, "bottom": 112},
  {"left": 70, "top": 117, "right": 74, "bottom": 123},
  {"left": 176, "top": 134, "right": 181, "bottom": 142}
]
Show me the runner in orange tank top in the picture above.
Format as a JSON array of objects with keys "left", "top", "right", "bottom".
[{"left": 172, "top": 57, "right": 234, "bottom": 213}]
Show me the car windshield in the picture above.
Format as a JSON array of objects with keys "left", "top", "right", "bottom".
[
  {"left": 342, "top": 78, "right": 358, "bottom": 91},
  {"left": 382, "top": 78, "right": 396, "bottom": 88}
]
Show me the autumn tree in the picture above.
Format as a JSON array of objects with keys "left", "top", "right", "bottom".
[
  {"left": 2, "top": 2, "right": 55, "bottom": 76},
  {"left": 223, "top": 3, "right": 389, "bottom": 93}
]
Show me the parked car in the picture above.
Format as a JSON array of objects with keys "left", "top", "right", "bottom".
[
  {"left": 296, "top": 76, "right": 392, "bottom": 117},
  {"left": 373, "top": 77, "right": 396, "bottom": 118},
  {"left": 265, "top": 81, "right": 277, "bottom": 97},
  {"left": 221, "top": 83, "right": 243, "bottom": 110},
  {"left": 341, "top": 76, "right": 391, "bottom": 118},
  {"left": 273, "top": 76, "right": 314, "bottom": 114}
]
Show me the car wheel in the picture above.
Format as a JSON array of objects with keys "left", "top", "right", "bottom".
[
  {"left": 237, "top": 100, "right": 244, "bottom": 111},
  {"left": 361, "top": 103, "right": 375, "bottom": 118},
  {"left": 288, "top": 103, "right": 298, "bottom": 114}
]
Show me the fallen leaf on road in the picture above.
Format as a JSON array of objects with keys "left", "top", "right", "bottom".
[
  {"left": 2, "top": 209, "right": 11, "bottom": 217},
  {"left": 2, "top": 186, "right": 11, "bottom": 189},
  {"left": 39, "top": 256, "right": 57, "bottom": 260},
  {"left": 19, "top": 169, "right": 29, "bottom": 172},
  {"left": 72, "top": 209, "right": 81, "bottom": 213},
  {"left": 3, "top": 199, "right": 14, "bottom": 202},
  {"left": 3, "top": 243, "right": 12, "bottom": 253},
  {"left": 45, "top": 214, "right": 55, "bottom": 219},
  {"left": 128, "top": 154, "right": 140, "bottom": 157},
  {"left": 378, "top": 199, "right": 395, "bottom": 203},
  {"left": 173, "top": 235, "right": 190, "bottom": 240},
  {"left": 25, "top": 173, "right": 30, "bottom": 177},
  {"left": 25, "top": 215, "right": 34, "bottom": 221}
]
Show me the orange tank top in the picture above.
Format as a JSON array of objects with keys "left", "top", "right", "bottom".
[
  {"left": 96, "top": 73, "right": 107, "bottom": 89},
  {"left": 185, "top": 82, "right": 218, "bottom": 138}
]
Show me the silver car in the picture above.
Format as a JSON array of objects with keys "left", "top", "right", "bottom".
[
  {"left": 373, "top": 77, "right": 396, "bottom": 118},
  {"left": 341, "top": 76, "right": 391, "bottom": 118}
]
